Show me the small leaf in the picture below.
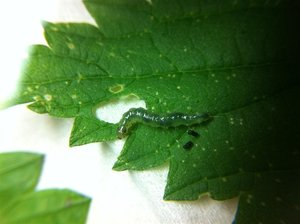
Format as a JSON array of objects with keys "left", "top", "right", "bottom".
[
  {"left": 0, "top": 152, "right": 91, "bottom": 224},
  {"left": 0, "top": 152, "right": 43, "bottom": 210},
  {"left": 3, "top": 189, "right": 90, "bottom": 224}
]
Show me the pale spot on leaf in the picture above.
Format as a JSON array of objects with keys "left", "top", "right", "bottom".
[
  {"left": 44, "top": 94, "right": 52, "bottom": 101},
  {"left": 109, "top": 84, "right": 124, "bottom": 93},
  {"left": 67, "top": 42, "right": 75, "bottom": 49},
  {"left": 77, "top": 73, "right": 84, "bottom": 83},
  {"left": 109, "top": 52, "right": 116, "bottom": 57},
  {"left": 33, "top": 96, "right": 41, "bottom": 101},
  {"left": 27, "top": 87, "right": 33, "bottom": 92}
]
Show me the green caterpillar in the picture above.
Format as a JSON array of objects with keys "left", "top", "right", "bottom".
[{"left": 117, "top": 107, "right": 211, "bottom": 139}]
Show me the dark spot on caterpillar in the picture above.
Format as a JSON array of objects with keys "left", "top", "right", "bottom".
[
  {"left": 117, "top": 107, "right": 211, "bottom": 139},
  {"left": 187, "top": 129, "right": 200, "bottom": 137},
  {"left": 183, "top": 141, "right": 194, "bottom": 150}
]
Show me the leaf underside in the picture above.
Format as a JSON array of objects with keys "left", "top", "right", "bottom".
[
  {"left": 0, "top": 152, "right": 91, "bottom": 224},
  {"left": 12, "top": 0, "right": 300, "bottom": 223}
]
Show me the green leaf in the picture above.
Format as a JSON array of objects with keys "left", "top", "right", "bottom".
[
  {"left": 0, "top": 152, "right": 91, "bottom": 224},
  {"left": 12, "top": 0, "right": 300, "bottom": 223},
  {"left": 0, "top": 152, "right": 43, "bottom": 211},
  {"left": 3, "top": 190, "right": 90, "bottom": 224}
]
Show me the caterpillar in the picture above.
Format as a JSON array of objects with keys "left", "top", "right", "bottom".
[{"left": 117, "top": 107, "right": 211, "bottom": 139}]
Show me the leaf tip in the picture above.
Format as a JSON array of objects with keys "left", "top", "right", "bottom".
[
  {"left": 41, "top": 20, "right": 51, "bottom": 28},
  {"left": 112, "top": 161, "right": 127, "bottom": 171}
]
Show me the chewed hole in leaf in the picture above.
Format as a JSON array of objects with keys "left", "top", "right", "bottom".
[{"left": 95, "top": 94, "right": 146, "bottom": 123}]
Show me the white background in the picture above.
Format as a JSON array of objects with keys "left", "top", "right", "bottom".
[{"left": 0, "top": 0, "right": 238, "bottom": 223}]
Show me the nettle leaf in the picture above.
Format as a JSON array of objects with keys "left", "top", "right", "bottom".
[
  {"left": 12, "top": 0, "right": 300, "bottom": 223},
  {"left": 0, "top": 152, "right": 90, "bottom": 224},
  {"left": 0, "top": 152, "right": 43, "bottom": 211}
]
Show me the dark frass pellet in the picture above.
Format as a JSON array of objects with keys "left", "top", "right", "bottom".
[
  {"left": 187, "top": 129, "right": 200, "bottom": 137},
  {"left": 183, "top": 141, "right": 194, "bottom": 150}
]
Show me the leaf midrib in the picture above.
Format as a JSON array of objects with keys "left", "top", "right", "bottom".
[{"left": 21, "top": 55, "right": 280, "bottom": 85}]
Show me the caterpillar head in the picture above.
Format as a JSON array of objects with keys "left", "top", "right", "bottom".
[{"left": 117, "top": 126, "right": 127, "bottom": 139}]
